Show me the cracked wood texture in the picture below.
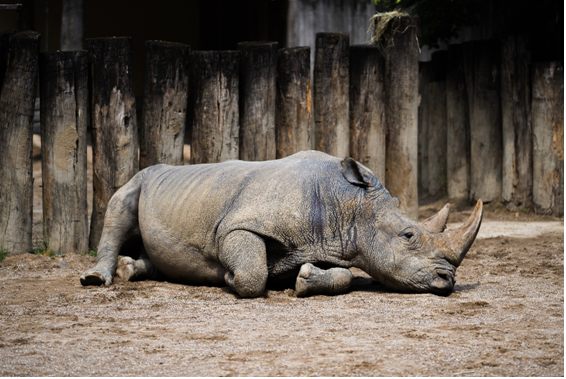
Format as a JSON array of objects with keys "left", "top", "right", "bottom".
[
  {"left": 500, "top": 35, "right": 532, "bottom": 211},
  {"left": 349, "top": 45, "right": 385, "bottom": 184},
  {"left": 532, "top": 61, "right": 564, "bottom": 216},
  {"left": 381, "top": 16, "right": 419, "bottom": 220},
  {"left": 140, "top": 41, "right": 190, "bottom": 169},
  {"left": 190, "top": 51, "right": 241, "bottom": 164},
  {"left": 314, "top": 32, "right": 349, "bottom": 158},
  {"left": 238, "top": 42, "right": 277, "bottom": 161},
  {"left": 463, "top": 40, "right": 502, "bottom": 203},
  {"left": 189, "top": 50, "right": 240, "bottom": 164},
  {"left": 276, "top": 47, "right": 313, "bottom": 158},
  {"left": 87, "top": 37, "right": 138, "bottom": 249},
  {"left": 39, "top": 51, "right": 88, "bottom": 255},
  {"left": 0, "top": 31, "right": 40, "bottom": 255},
  {"left": 446, "top": 44, "right": 470, "bottom": 200}
]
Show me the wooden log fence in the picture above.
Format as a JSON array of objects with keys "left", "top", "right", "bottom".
[
  {"left": 87, "top": 37, "right": 139, "bottom": 249},
  {"left": 500, "top": 35, "right": 532, "bottom": 211},
  {"left": 532, "top": 62, "right": 564, "bottom": 216},
  {"left": 381, "top": 15, "right": 419, "bottom": 220},
  {"left": 190, "top": 50, "right": 240, "bottom": 164},
  {"left": 314, "top": 32, "right": 350, "bottom": 159},
  {"left": 140, "top": 41, "right": 190, "bottom": 169},
  {"left": 427, "top": 51, "right": 448, "bottom": 197},
  {"left": 276, "top": 47, "right": 313, "bottom": 158},
  {"left": 0, "top": 31, "right": 40, "bottom": 256},
  {"left": 238, "top": 41, "right": 277, "bottom": 161},
  {"left": 349, "top": 45, "right": 386, "bottom": 183},
  {"left": 39, "top": 51, "right": 89, "bottom": 255},
  {"left": 1, "top": 26, "right": 563, "bottom": 256},
  {"left": 445, "top": 44, "right": 470, "bottom": 201}
]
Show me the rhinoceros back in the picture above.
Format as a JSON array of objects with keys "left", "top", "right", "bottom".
[{"left": 137, "top": 151, "right": 342, "bottom": 267}]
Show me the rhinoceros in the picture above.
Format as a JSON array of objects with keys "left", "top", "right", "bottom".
[{"left": 80, "top": 150, "right": 483, "bottom": 297}]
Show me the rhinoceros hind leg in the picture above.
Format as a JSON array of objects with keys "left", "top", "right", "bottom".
[
  {"left": 219, "top": 230, "right": 268, "bottom": 298},
  {"left": 295, "top": 263, "right": 353, "bottom": 297},
  {"left": 116, "top": 254, "right": 163, "bottom": 282}
]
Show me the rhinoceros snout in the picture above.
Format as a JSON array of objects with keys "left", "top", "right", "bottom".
[{"left": 430, "top": 269, "right": 454, "bottom": 296}]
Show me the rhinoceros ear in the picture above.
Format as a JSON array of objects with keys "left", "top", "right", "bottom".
[{"left": 341, "top": 157, "right": 369, "bottom": 187}]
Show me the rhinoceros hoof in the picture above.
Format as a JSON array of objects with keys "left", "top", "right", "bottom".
[
  {"left": 80, "top": 268, "right": 112, "bottom": 286},
  {"left": 295, "top": 263, "right": 318, "bottom": 297},
  {"left": 116, "top": 257, "right": 135, "bottom": 281}
]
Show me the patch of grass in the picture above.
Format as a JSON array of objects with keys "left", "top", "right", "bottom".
[
  {"left": 31, "top": 223, "right": 57, "bottom": 259},
  {"left": 0, "top": 248, "right": 9, "bottom": 266},
  {"left": 88, "top": 248, "right": 97, "bottom": 257}
]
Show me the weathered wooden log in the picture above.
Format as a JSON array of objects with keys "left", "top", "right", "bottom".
[
  {"left": 0, "top": 31, "right": 14, "bottom": 91},
  {"left": 380, "top": 16, "right": 419, "bottom": 219},
  {"left": 500, "top": 35, "right": 532, "bottom": 211},
  {"left": 313, "top": 32, "right": 350, "bottom": 158},
  {"left": 427, "top": 51, "right": 448, "bottom": 197},
  {"left": 238, "top": 41, "right": 277, "bottom": 161},
  {"left": 60, "top": 0, "right": 83, "bottom": 51},
  {"left": 276, "top": 46, "right": 313, "bottom": 158},
  {"left": 463, "top": 40, "right": 502, "bottom": 203},
  {"left": 349, "top": 44, "right": 386, "bottom": 183},
  {"left": 87, "top": 37, "right": 138, "bottom": 249},
  {"left": 140, "top": 41, "right": 190, "bottom": 169},
  {"left": 532, "top": 61, "right": 564, "bottom": 216},
  {"left": 418, "top": 61, "right": 432, "bottom": 193},
  {"left": 446, "top": 44, "right": 470, "bottom": 201},
  {"left": 0, "top": 31, "right": 40, "bottom": 255},
  {"left": 190, "top": 50, "right": 240, "bottom": 164},
  {"left": 39, "top": 51, "right": 88, "bottom": 255}
]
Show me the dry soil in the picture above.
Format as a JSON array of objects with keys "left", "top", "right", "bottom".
[{"left": 0, "top": 142, "right": 562, "bottom": 376}]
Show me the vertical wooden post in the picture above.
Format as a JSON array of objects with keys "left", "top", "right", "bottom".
[
  {"left": 381, "top": 16, "right": 419, "bottom": 219},
  {"left": 276, "top": 46, "right": 313, "bottom": 158},
  {"left": 0, "top": 31, "right": 40, "bottom": 255},
  {"left": 463, "top": 40, "right": 502, "bottom": 203},
  {"left": 446, "top": 44, "right": 470, "bottom": 201},
  {"left": 532, "top": 61, "right": 564, "bottom": 216},
  {"left": 500, "top": 35, "right": 532, "bottom": 211},
  {"left": 313, "top": 32, "right": 350, "bottom": 158},
  {"left": 0, "top": 31, "right": 14, "bottom": 90},
  {"left": 349, "top": 45, "right": 386, "bottom": 183},
  {"left": 238, "top": 41, "right": 277, "bottom": 161},
  {"left": 427, "top": 51, "right": 448, "bottom": 197},
  {"left": 190, "top": 50, "right": 240, "bottom": 164},
  {"left": 140, "top": 41, "right": 190, "bottom": 169},
  {"left": 87, "top": 37, "right": 139, "bottom": 249},
  {"left": 60, "top": 0, "right": 83, "bottom": 51},
  {"left": 418, "top": 61, "right": 432, "bottom": 194},
  {"left": 39, "top": 51, "right": 88, "bottom": 255}
]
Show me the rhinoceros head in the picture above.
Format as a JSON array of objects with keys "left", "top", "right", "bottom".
[{"left": 341, "top": 158, "right": 483, "bottom": 296}]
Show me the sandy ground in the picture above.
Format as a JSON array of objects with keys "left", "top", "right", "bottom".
[{"left": 0, "top": 139, "right": 562, "bottom": 376}]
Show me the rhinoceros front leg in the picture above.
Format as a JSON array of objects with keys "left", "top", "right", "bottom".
[
  {"left": 295, "top": 263, "right": 353, "bottom": 297},
  {"left": 80, "top": 172, "right": 144, "bottom": 286},
  {"left": 218, "top": 230, "right": 268, "bottom": 298}
]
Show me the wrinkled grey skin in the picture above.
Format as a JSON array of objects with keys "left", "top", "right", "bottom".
[{"left": 81, "top": 151, "right": 483, "bottom": 298}]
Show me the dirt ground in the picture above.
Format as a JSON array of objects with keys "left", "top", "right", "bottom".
[{"left": 0, "top": 141, "right": 563, "bottom": 376}]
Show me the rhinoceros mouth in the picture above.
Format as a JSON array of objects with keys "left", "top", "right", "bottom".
[{"left": 429, "top": 269, "right": 455, "bottom": 296}]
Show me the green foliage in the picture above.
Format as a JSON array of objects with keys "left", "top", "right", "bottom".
[
  {"left": 88, "top": 248, "right": 97, "bottom": 257},
  {"left": 0, "top": 248, "right": 8, "bottom": 265}
]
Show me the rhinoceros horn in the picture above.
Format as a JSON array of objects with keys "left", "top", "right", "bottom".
[
  {"left": 443, "top": 200, "right": 483, "bottom": 267},
  {"left": 420, "top": 203, "right": 451, "bottom": 233}
]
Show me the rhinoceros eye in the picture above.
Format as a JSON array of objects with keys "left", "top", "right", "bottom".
[{"left": 399, "top": 228, "right": 415, "bottom": 240}]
